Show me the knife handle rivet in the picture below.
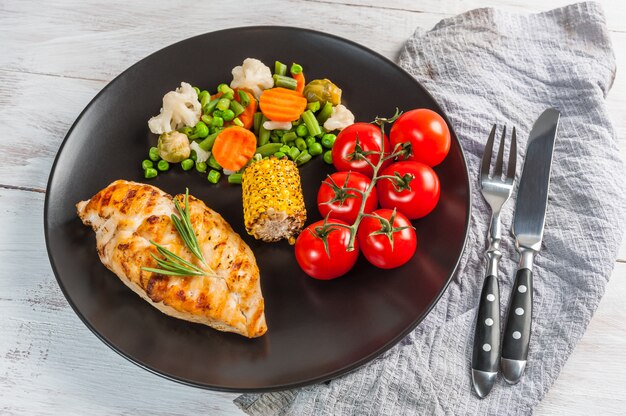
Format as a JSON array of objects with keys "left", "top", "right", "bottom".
[
  {"left": 482, "top": 344, "right": 492, "bottom": 352},
  {"left": 518, "top": 285, "right": 527, "bottom": 293},
  {"left": 512, "top": 331, "right": 521, "bottom": 339},
  {"left": 486, "top": 294, "right": 495, "bottom": 302},
  {"left": 485, "top": 318, "right": 494, "bottom": 326},
  {"left": 515, "top": 308, "right": 525, "bottom": 316}
]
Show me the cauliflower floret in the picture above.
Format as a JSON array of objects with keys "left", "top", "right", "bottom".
[
  {"left": 263, "top": 121, "right": 292, "bottom": 131},
  {"left": 189, "top": 141, "right": 210, "bottom": 163},
  {"left": 148, "top": 82, "right": 201, "bottom": 134},
  {"left": 230, "top": 58, "right": 273, "bottom": 99},
  {"left": 323, "top": 104, "right": 355, "bottom": 131}
]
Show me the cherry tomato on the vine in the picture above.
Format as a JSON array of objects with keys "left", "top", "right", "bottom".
[
  {"left": 332, "top": 123, "right": 391, "bottom": 177},
  {"left": 390, "top": 108, "right": 451, "bottom": 167},
  {"left": 377, "top": 161, "right": 440, "bottom": 219},
  {"left": 358, "top": 209, "right": 417, "bottom": 269},
  {"left": 317, "top": 171, "right": 378, "bottom": 224},
  {"left": 294, "top": 219, "right": 359, "bottom": 280}
]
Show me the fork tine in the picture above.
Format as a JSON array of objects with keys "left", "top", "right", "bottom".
[
  {"left": 507, "top": 127, "right": 517, "bottom": 180},
  {"left": 493, "top": 125, "right": 507, "bottom": 178},
  {"left": 481, "top": 124, "right": 497, "bottom": 179}
]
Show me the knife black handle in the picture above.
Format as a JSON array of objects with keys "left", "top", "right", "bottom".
[
  {"left": 472, "top": 274, "right": 501, "bottom": 373},
  {"left": 501, "top": 268, "right": 533, "bottom": 383}
]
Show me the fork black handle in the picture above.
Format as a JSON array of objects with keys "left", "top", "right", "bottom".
[
  {"left": 471, "top": 274, "right": 500, "bottom": 398},
  {"left": 501, "top": 268, "right": 533, "bottom": 384}
]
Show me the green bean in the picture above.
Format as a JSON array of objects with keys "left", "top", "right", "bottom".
[
  {"left": 275, "top": 130, "right": 285, "bottom": 137},
  {"left": 217, "top": 98, "right": 231, "bottom": 111},
  {"left": 195, "top": 161, "right": 207, "bottom": 173},
  {"left": 316, "top": 102, "right": 333, "bottom": 124},
  {"left": 207, "top": 169, "right": 221, "bottom": 184},
  {"left": 305, "top": 137, "right": 316, "bottom": 148},
  {"left": 323, "top": 150, "right": 333, "bottom": 164},
  {"left": 230, "top": 100, "right": 245, "bottom": 116},
  {"left": 149, "top": 147, "right": 160, "bottom": 162},
  {"left": 279, "top": 144, "right": 291, "bottom": 153},
  {"left": 208, "top": 155, "right": 222, "bottom": 170},
  {"left": 144, "top": 167, "right": 158, "bottom": 179},
  {"left": 296, "top": 124, "right": 308, "bottom": 137},
  {"left": 193, "top": 86, "right": 200, "bottom": 96},
  {"left": 181, "top": 159, "right": 194, "bottom": 171},
  {"left": 274, "top": 61, "right": 287, "bottom": 76},
  {"left": 253, "top": 112, "right": 263, "bottom": 134},
  {"left": 190, "top": 149, "right": 198, "bottom": 161},
  {"left": 272, "top": 74, "right": 297, "bottom": 90},
  {"left": 291, "top": 118, "right": 301, "bottom": 126},
  {"left": 233, "top": 117, "right": 244, "bottom": 127},
  {"left": 221, "top": 109, "right": 235, "bottom": 122},
  {"left": 309, "top": 142, "right": 323, "bottom": 156},
  {"left": 296, "top": 150, "right": 312, "bottom": 166},
  {"left": 238, "top": 90, "right": 250, "bottom": 107},
  {"left": 295, "top": 138, "right": 307, "bottom": 151},
  {"left": 218, "top": 83, "right": 234, "bottom": 95},
  {"left": 201, "top": 114, "right": 213, "bottom": 125},
  {"left": 302, "top": 110, "right": 322, "bottom": 136},
  {"left": 274, "top": 151, "right": 286, "bottom": 159},
  {"left": 270, "top": 133, "right": 281, "bottom": 143},
  {"left": 228, "top": 173, "right": 243, "bottom": 184},
  {"left": 282, "top": 131, "right": 297, "bottom": 143},
  {"left": 258, "top": 116, "right": 270, "bottom": 146},
  {"left": 290, "top": 63, "right": 303, "bottom": 75},
  {"left": 204, "top": 98, "right": 220, "bottom": 114},
  {"left": 256, "top": 143, "right": 282, "bottom": 157},
  {"left": 189, "top": 121, "right": 209, "bottom": 139},
  {"left": 288, "top": 147, "right": 301, "bottom": 160},
  {"left": 321, "top": 133, "right": 337, "bottom": 148},
  {"left": 307, "top": 101, "right": 321, "bottom": 113},
  {"left": 212, "top": 116, "right": 224, "bottom": 128},
  {"left": 157, "top": 160, "right": 170, "bottom": 171},
  {"left": 141, "top": 159, "right": 153, "bottom": 170},
  {"left": 198, "top": 90, "right": 210, "bottom": 106},
  {"left": 198, "top": 132, "right": 219, "bottom": 151}
]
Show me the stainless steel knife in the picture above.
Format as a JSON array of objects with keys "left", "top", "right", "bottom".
[{"left": 501, "top": 108, "right": 560, "bottom": 384}]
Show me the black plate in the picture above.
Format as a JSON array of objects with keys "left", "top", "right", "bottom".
[{"left": 45, "top": 27, "right": 470, "bottom": 392}]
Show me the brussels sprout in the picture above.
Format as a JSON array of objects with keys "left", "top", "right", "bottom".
[
  {"left": 157, "top": 131, "right": 191, "bottom": 163},
  {"left": 303, "top": 79, "right": 342, "bottom": 106}
]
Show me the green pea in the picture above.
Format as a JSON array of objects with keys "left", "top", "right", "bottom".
[
  {"left": 208, "top": 155, "right": 221, "bottom": 170},
  {"left": 295, "top": 138, "right": 307, "bottom": 151},
  {"left": 221, "top": 109, "right": 235, "bottom": 122},
  {"left": 190, "top": 149, "right": 198, "bottom": 161},
  {"left": 195, "top": 161, "right": 207, "bottom": 173},
  {"left": 321, "top": 133, "right": 336, "bottom": 148},
  {"left": 323, "top": 150, "right": 333, "bottom": 164},
  {"left": 274, "top": 151, "right": 286, "bottom": 159},
  {"left": 207, "top": 169, "right": 221, "bottom": 184},
  {"left": 178, "top": 126, "right": 193, "bottom": 136},
  {"left": 212, "top": 116, "right": 224, "bottom": 127},
  {"left": 141, "top": 159, "right": 153, "bottom": 170},
  {"left": 309, "top": 142, "right": 323, "bottom": 156},
  {"left": 193, "top": 86, "right": 200, "bottom": 95},
  {"left": 213, "top": 110, "right": 223, "bottom": 117},
  {"left": 217, "top": 98, "right": 231, "bottom": 112},
  {"left": 144, "top": 167, "right": 158, "bottom": 179},
  {"left": 148, "top": 147, "right": 160, "bottom": 162},
  {"left": 181, "top": 159, "right": 194, "bottom": 171},
  {"left": 305, "top": 137, "right": 316, "bottom": 148},
  {"left": 191, "top": 121, "right": 209, "bottom": 139},
  {"left": 296, "top": 124, "right": 308, "bottom": 137},
  {"left": 157, "top": 160, "right": 170, "bottom": 171}
]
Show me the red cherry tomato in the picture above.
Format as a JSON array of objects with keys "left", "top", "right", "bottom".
[
  {"left": 332, "top": 123, "right": 391, "bottom": 177},
  {"left": 295, "top": 219, "right": 359, "bottom": 280},
  {"left": 390, "top": 109, "right": 451, "bottom": 167},
  {"left": 376, "top": 161, "right": 440, "bottom": 219},
  {"left": 317, "top": 171, "right": 378, "bottom": 224},
  {"left": 358, "top": 209, "right": 417, "bottom": 269}
]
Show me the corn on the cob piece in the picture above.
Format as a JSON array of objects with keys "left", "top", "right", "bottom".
[{"left": 242, "top": 157, "right": 306, "bottom": 242}]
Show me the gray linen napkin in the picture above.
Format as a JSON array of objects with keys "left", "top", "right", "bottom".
[{"left": 236, "top": 2, "right": 626, "bottom": 414}]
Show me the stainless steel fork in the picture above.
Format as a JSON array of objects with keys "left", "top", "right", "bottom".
[{"left": 471, "top": 125, "right": 517, "bottom": 398}]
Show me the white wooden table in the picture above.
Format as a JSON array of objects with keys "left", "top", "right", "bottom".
[{"left": 2, "top": 1, "right": 625, "bottom": 414}]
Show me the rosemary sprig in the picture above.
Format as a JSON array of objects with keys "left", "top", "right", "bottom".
[{"left": 141, "top": 189, "right": 218, "bottom": 278}]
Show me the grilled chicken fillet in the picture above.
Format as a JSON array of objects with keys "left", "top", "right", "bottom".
[{"left": 76, "top": 180, "right": 267, "bottom": 338}]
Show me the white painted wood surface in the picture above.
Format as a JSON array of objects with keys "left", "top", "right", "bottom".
[{"left": 1, "top": 1, "right": 624, "bottom": 414}]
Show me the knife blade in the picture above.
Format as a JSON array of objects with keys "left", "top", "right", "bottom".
[{"left": 501, "top": 108, "right": 560, "bottom": 384}]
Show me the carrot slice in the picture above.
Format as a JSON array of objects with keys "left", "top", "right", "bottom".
[
  {"left": 212, "top": 126, "right": 257, "bottom": 171},
  {"left": 233, "top": 88, "right": 257, "bottom": 130},
  {"left": 293, "top": 72, "right": 305, "bottom": 94},
  {"left": 259, "top": 87, "right": 307, "bottom": 122}
]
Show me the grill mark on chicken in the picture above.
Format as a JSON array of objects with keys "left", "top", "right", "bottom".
[{"left": 76, "top": 180, "right": 267, "bottom": 338}]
